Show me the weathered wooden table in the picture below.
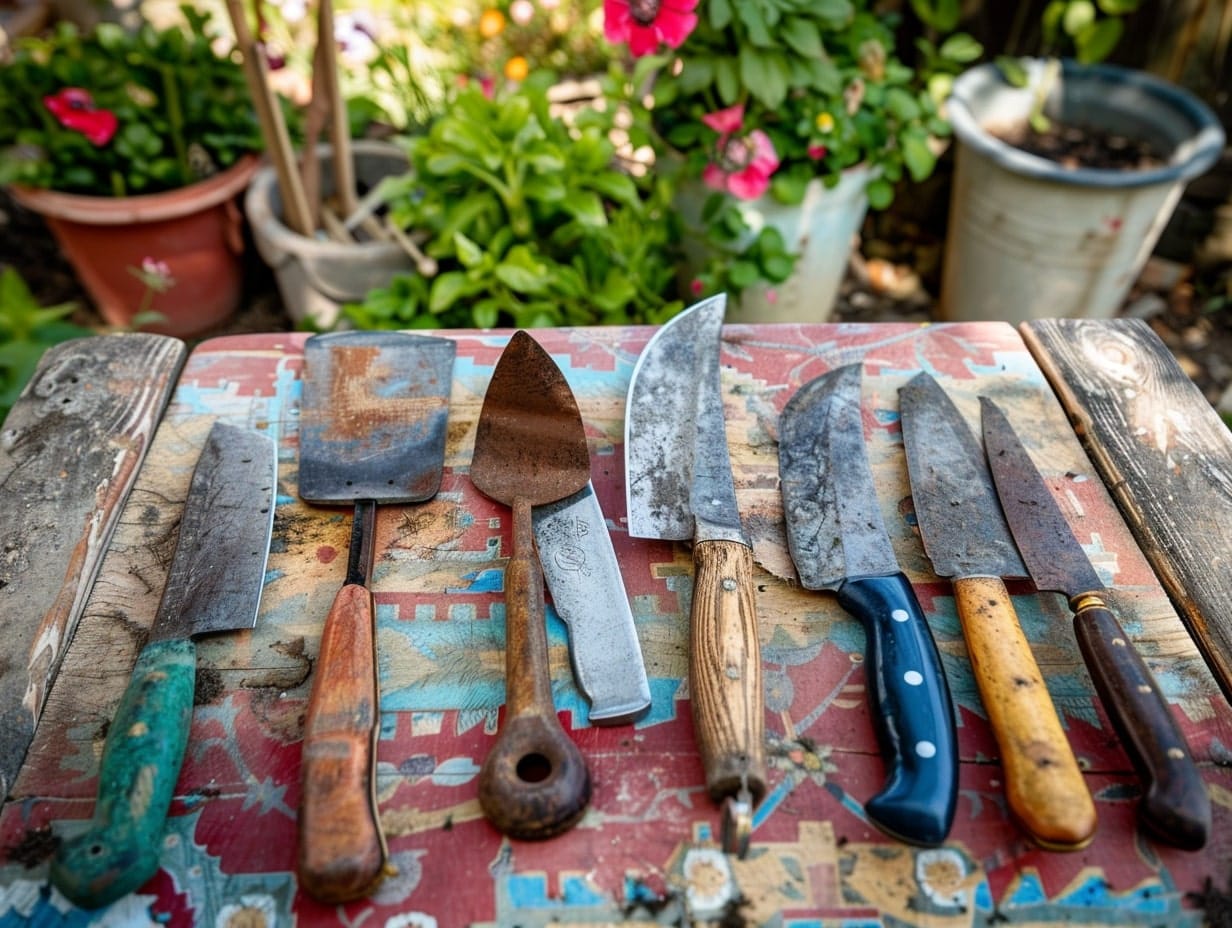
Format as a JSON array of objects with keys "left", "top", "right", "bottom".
[{"left": 1, "top": 320, "right": 1230, "bottom": 926}]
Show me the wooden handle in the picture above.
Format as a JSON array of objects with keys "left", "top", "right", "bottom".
[
  {"left": 50, "top": 639, "right": 196, "bottom": 909},
  {"left": 689, "top": 540, "right": 766, "bottom": 804},
  {"left": 954, "top": 575, "right": 1096, "bottom": 850},
  {"left": 837, "top": 573, "right": 958, "bottom": 846},
  {"left": 1072, "top": 594, "right": 1210, "bottom": 849},
  {"left": 298, "top": 582, "right": 386, "bottom": 903},
  {"left": 478, "top": 500, "right": 591, "bottom": 839}
]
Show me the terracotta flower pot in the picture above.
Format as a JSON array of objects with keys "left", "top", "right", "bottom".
[{"left": 9, "top": 155, "right": 259, "bottom": 338}]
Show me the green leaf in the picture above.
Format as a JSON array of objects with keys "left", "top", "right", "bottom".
[
  {"left": 866, "top": 177, "right": 894, "bottom": 210},
  {"left": 762, "top": 254, "right": 795, "bottom": 282},
  {"left": 708, "top": 0, "right": 733, "bottom": 30},
  {"left": 472, "top": 299, "right": 500, "bottom": 329},
  {"left": 901, "top": 131, "right": 937, "bottom": 181},
  {"left": 781, "top": 17, "right": 824, "bottom": 59},
  {"left": 1062, "top": 0, "right": 1097, "bottom": 36},
  {"left": 729, "top": 260, "right": 761, "bottom": 289},
  {"left": 885, "top": 88, "right": 922, "bottom": 121},
  {"left": 566, "top": 191, "right": 607, "bottom": 227},
  {"left": 678, "top": 56, "right": 717, "bottom": 95},
  {"left": 495, "top": 261, "right": 549, "bottom": 294},
  {"left": 1097, "top": 0, "right": 1140, "bottom": 13},
  {"left": 909, "top": 0, "right": 960, "bottom": 31},
  {"left": 938, "top": 33, "right": 984, "bottom": 64},
  {"left": 739, "top": 47, "right": 789, "bottom": 108},
  {"left": 587, "top": 172, "right": 639, "bottom": 208},
  {"left": 453, "top": 231, "right": 485, "bottom": 269},
  {"left": 995, "top": 55, "right": 1031, "bottom": 87},
  {"left": 428, "top": 271, "right": 474, "bottom": 314},
  {"left": 1075, "top": 17, "right": 1124, "bottom": 62},
  {"left": 715, "top": 57, "right": 740, "bottom": 104},
  {"left": 736, "top": 1, "right": 773, "bottom": 47}
]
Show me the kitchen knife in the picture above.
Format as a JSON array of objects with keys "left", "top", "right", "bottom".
[
  {"left": 980, "top": 396, "right": 1210, "bottom": 850},
  {"left": 533, "top": 483, "right": 652, "bottom": 726},
  {"left": 625, "top": 294, "right": 764, "bottom": 854},
  {"left": 899, "top": 372, "right": 1097, "bottom": 851},
  {"left": 778, "top": 364, "right": 958, "bottom": 846},
  {"left": 50, "top": 421, "right": 277, "bottom": 909}
]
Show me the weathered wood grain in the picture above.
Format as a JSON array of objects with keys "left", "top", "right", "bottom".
[
  {"left": 1022, "top": 317, "right": 1232, "bottom": 705},
  {"left": 0, "top": 334, "right": 185, "bottom": 799}
]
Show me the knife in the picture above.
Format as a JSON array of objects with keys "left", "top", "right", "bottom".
[
  {"left": 625, "top": 294, "right": 764, "bottom": 854},
  {"left": 980, "top": 397, "right": 1211, "bottom": 850},
  {"left": 49, "top": 421, "right": 277, "bottom": 909},
  {"left": 533, "top": 483, "right": 652, "bottom": 726},
  {"left": 899, "top": 372, "right": 1097, "bottom": 851},
  {"left": 778, "top": 364, "right": 958, "bottom": 846}
]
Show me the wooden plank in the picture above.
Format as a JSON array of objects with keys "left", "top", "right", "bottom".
[
  {"left": 1021, "top": 317, "right": 1232, "bottom": 705},
  {"left": 0, "top": 334, "right": 185, "bottom": 799}
]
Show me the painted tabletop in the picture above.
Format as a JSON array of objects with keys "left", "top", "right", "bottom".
[{"left": 2, "top": 322, "right": 1230, "bottom": 927}]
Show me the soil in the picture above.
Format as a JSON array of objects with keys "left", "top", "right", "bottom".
[
  {"left": 3, "top": 185, "right": 1231, "bottom": 411},
  {"left": 993, "top": 120, "right": 1167, "bottom": 171}
]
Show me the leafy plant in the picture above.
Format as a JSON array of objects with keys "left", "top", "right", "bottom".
[
  {"left": 344, "top": 73, "right": 683, "bottom": 329},
  {"left": 0, "top": 6, "right": 266, "bottom": 196},
  {"left": 0, "top": 267, "right": 92, "bottom": 421},
  {"left": 602, "top": 0, "right": 978, "bottom": 304}
]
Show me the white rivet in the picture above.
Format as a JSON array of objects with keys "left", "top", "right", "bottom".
[
  {"left": 904, "top": 670, "right": 923, "bottom": 686},
  {"left": 891, "top": 609, "right": 909, "bottom": 623},
  {"left": 916, "top": 741, "right": 937, "bottom": 758}
]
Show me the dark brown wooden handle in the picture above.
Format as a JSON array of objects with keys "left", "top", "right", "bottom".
[
  {"left": 298, "top": 582, "right": 386, "bottom": 902},
  {"left": 478, "top": 504, "right": 590, "bottom": 840},
  {"left": 1071, "top": 594, "right": 1210, "bottom": 849},
  {"left": 689, "top": 540, "right": 766, "bottom": 804},
  {"left": 954, "top": 576, "right": 1096, "bottom": 850}
]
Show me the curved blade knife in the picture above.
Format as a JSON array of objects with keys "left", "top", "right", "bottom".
[
  {"left": 899, "top": 372, "right": 1096, "bottom": 851},
  {"left": 50, "top": 422, "right": 277, "bottom": 908},
  {"left": 625, "top": 294, "right": 764, "bottom": 852},
  {"left": 779, "top": 363, "right": 958, "bottom": 846},
  {"left": 980, "top": 397, "right": 1210, "bottom": 850}
]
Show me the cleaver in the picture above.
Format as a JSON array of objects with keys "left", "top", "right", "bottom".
[{"left": 49, "top": 421, "right": 277, "bottom": 909}]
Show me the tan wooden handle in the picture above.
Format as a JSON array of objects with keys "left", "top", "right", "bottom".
[
  {"left": 689, "top": 540, "right": 766, "bottom": 804},
  {"left": 297, "top": 583, "right": 386, "bottom": 902},
  {"left": 954, "top": 575, "right": 1096, "bottom": 850},
  {"left": 477, "top": 501, "right": 590, "bottom": 840}
]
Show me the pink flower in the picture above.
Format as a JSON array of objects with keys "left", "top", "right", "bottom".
[
  {"left": 603, "top": 0, "right": 698, "bottom": 57},
  {"left": 43, "top": 88, "right": 117, "bottom": 146},
  {"left": 807, "top": 144, "right": 827, "bottom": 161},
  {"left": 700, "top": 105, "right": 780, "bottom": 200},
  {"left": 690, "top": 277, "right": 704, "bottom": 296}
]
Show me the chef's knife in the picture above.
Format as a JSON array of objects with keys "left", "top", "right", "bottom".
[
  {"left": 778, "top": 364, "right": 958, "bottom": 846},
  {"left": 899, "top": 372, "right": 1097, "bottom": 851},
  {"left": 50, "top": 421, "right": 277, "bottom": 909},
  {"left": 980, "top": 397, "right": 1210, "bottom": 850},
  {"left": 625, "top": 294, "right": 764, "bottom": 854}
]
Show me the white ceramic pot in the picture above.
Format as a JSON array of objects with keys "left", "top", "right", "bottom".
[
  {"left": 676, "top": 166, "right": 872, "bottom": 324},
  {"left": 245, "top": 140, "right": 415, "bottom": 329},
  {"left": 940, "top": 59, "right": 1224, "bottom": 324}
]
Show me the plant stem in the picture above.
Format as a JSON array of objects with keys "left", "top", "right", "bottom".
[{"left": 160, "top": 63, "right": 191, "bottom": 185}]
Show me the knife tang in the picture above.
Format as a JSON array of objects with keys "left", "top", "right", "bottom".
[
  {"left": 836, "top": 573, "right": 957, "bottom": 846},
  {"left": 298, "top": 502, "right": 386, "bottom": 903},
  {"left": 953, "top": 575, "right": 1097, "bottom": 850},
  {"left": 1070, "top": 593, "right": 1210, "bottom": 849},
  {"left": 50, "top": 638, "right": 197, "bottom": 909},
  {"left": 689, "top": 539, "right": 767, "bottom": 804}
]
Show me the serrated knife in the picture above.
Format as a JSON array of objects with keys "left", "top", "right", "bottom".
[
  {"left": 49, "top": 421, "right": 277, "bottom": 908},
  {"left": 899, "top": 372, "right": 1097, "bottom": 851},
  {"left": 778, "top": 364, "right": 958, "bottom": 846},
  {"left": 980, "top": 396, "right": 1210, "bottom": 850}
]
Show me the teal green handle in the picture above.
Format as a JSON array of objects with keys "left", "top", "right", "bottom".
[{"left": 50, "top": 638, "right": 196, "bottom": 909}]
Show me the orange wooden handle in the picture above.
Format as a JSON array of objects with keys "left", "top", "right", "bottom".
[
  {"left": 954, "top": 575, "right": 1096, "bottom": 850},
  {"left": 297, "top": 583, "right": 386, "bottom": 902},
  {"left": 689, "top": 540, "right": 766, "bottom": 803}
]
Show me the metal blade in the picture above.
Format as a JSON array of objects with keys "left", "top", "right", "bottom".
[
  {"left": 625, "top": 295, "right": 746, "bottom": 545},
  {"left": 299, "top": 331, "right": 456, "bottom": 505},
  {"left": 899, "top": 372, "right": 1026, "bottom": 579},
  {"left": 149, "top": 422, "right": 277, "bottom": 643},
  {"left": 980, "top": 397, "right": 1105, "bottom": 598},
  {"left": 779, "top": 364, "right": 899, "bottom": 589}
]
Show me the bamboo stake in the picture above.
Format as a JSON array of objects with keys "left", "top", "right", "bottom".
[
  {"left": 225, "top": 0, "right": 315, "bottom": 237},
  {"left": 318, "top": 0, "right": 358, "bottom": 217}
]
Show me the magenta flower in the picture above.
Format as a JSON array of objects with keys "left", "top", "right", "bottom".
[
  {"left": 603, "top": 0, "right": 698, "bottom": 57},
  {"left": 43, "top": 88, "right": 118, "bottom": 147},
  {"left": 700, "top": 105, "right": 780, "bottom": 200}
]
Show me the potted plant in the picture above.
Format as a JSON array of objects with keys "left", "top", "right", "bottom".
[
  {"left": 342, "top": 71, "right": 683, "bottom": 330},
  {"left": 601, "top": 0, "right": 978, "bottom": 322},
  {"left": 0, "top": 7, "right": 267, "bottom": 337},
  {"left": 936, "top": 1, "right": 1226, "bottom": 323}
]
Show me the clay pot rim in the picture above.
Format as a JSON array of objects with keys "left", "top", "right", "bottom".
[{"left": 8, "top": 154, "right": 260, "bottom": 225}]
